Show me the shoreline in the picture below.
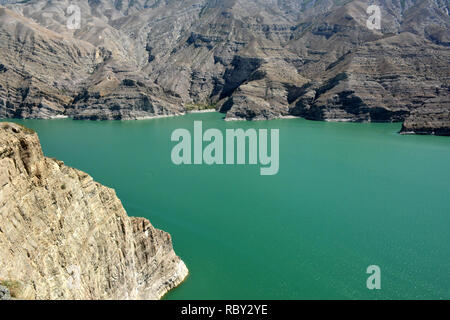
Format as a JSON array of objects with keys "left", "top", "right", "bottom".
[
  {"left": 224, "top": 115, "right": 301, "bottom": 122},
  {"left": 130, "top": 113, "right": 187, "bottom": 120},
  {"left": 186, "top": 109, "right": 217, "bottom": 114},
  {"left": 1, "top": 114, "right": 447, "bottom": 137},
  {"left": 159, "top": 261, "right": 190, "bottom": 300},
  {"left": 156, "top": 260, "right": 189, "bottom": 300}
]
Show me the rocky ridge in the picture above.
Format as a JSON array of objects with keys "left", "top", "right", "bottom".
[
  {"left": 0, "top": 122, "right": 188, "bottom": 299},
  {"left": 0, "top": 0, "right": 448, "bottom": 135}
]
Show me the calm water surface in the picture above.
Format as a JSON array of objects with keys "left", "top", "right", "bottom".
[{"left": 4, "top": 113, "right": 450, "bottom": 299}]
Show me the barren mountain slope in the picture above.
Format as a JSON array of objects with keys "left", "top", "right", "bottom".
[{"left": 0, "top": 0, "right": 448, "bottom": 134}]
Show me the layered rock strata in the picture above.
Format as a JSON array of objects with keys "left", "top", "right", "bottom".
[
  {"left": 0, "top": 0, "right": 448, "bottom": 135},
  {"left": 0, "top": 122, "right": 188, "bottom": 299}
]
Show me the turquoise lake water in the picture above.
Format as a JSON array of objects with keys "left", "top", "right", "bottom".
[{"left": 4, "top": 112, "right": 450, "bottom": 299}]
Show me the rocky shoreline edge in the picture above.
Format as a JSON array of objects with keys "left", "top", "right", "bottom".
[
  {"left": 33, "top": 110, "right": 445, "bottom": 137},
  {"left": 0, "top": 122, "right": 188, "bottom": 300}
]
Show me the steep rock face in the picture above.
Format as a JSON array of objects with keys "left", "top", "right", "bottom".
[
  {"left": 401, "top": 101, "right": 450, "bottom": 135},
  {"left": 0, "top": 6, "right": 184, "bottom": 120},
  {"left": 222, "top": 59, "right": 309, "bottom": 120},
  {"left": 290, "top": 32, "right": 449, "bottom": 125},
  {"left": 0, "top": 0, "right": 449, "bottom": 135},
  {"left": 0, "top": 122, "right": 188, "bottom": 299},
  {"left": 0, "top": 7, "right": 100, "bottom": 119}
]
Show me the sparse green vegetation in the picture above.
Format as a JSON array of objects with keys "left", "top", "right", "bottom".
[
  {"left": 0, "top": 279, "right": 21, "bottom": 298},
  {"left": 15, "top": 123, "right": 36, "bottom": 135}
]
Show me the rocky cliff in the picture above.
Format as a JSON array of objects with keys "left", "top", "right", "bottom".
[
  {"left": 0, "top": 122, "right": 188, "bottom": 300},
  {"left": 0, "top": 0, "right": 448, "bottom": 135}
]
